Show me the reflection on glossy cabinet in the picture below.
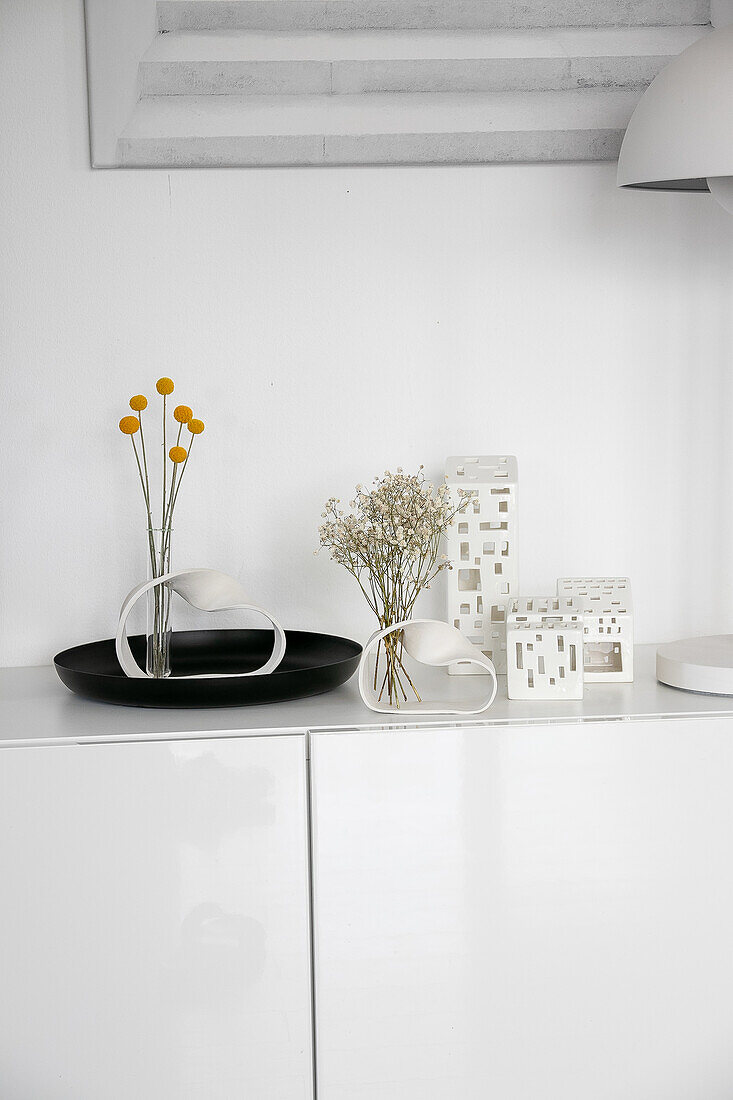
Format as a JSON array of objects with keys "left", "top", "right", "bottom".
[
  {"left": 310, "top": 719, "right": 733, "bottom": 1100},
  {"left": 0, "top": 735, "right": 313, "bottom": 1100}
]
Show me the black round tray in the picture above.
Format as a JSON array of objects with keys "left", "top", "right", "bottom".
[{"left": 54, "top": 629, "right": 362, "bottom": 708}]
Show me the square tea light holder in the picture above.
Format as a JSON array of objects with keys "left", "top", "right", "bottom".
[
  {"left": 557, "top": 577, "right": 633, "bottom": 684},
  {"left": 506, "top": 597, "right": 585, "bottom": 700}
]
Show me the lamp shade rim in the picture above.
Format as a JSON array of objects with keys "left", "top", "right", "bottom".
[{"left": 619, "top": 178, "right": 710, "bottom": 193}]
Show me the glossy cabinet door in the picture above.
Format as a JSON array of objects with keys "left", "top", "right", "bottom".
[
  {"left": 311, "top": 718, "right": 733, "bottom": 1100},
  {"left": 0, "top": 734, "right": 313, "bottom": 1100}
]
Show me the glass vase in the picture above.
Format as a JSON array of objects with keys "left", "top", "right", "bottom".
[
  {"left": 374, "top": 618, "right": 421, "bottom": 708},
  {"left": 146, "top": 526, "right": 172, "bottom": 678}
]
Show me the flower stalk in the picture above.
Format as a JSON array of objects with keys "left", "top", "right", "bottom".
[
  {"left": 318, "top": 467, "right": 466, "bottom": 707},
  {"left": 118, "top": 381, "right": 205, "bottom": 677}
]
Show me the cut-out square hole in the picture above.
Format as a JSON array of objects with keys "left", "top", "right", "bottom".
[
  {"left": 458, "top": 522, "right": 468, "bottom": 535},
  {"left": 500, "top": 583, "right": 510, "bottom": 595},
  {"left": 499, "top": 501, "right": 508, "bottom": 513},
  {"left": 474, "top": 620, "right": 482, "bottom": 630},
  {"left": 483, "top": 542, "right": 495, "bottom": 555},
  {"left": 460, "top": 603, "right": 470, "bottom": 615},
  {"left": 585, "top": 642, "right": 623, "bottom": 674},
  {"left": 515, "top": 643, "right": 523, "bottom": 670},
  {"left": 458, "top": 569, "right": 481, "bottom": 592},
  {"left": 476, "top": 596, "right": 484, "bottom": 614},
  {"left": 473, "top": 500, "right": 481, "bottom": 515},
  {"left": 501, "top": 542, "right": 509, "bottom": 556},
  {"left": 527, "top": 669, "right": 534, "bottom": 688},
  {"left": 491, "top": 605, "right": 505, "bottom": 623},
  {"left": 494, "top": 563, "right": 503, "bottom": 575},
  {"left": 538, "top": 656, "right": 545, "bottom": 675},
  {"left": 460, "top": 542, "right": 469, "bottom": 561}
]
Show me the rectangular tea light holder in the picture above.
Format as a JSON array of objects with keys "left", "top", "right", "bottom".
[
  {"left": 444, "top": 455, "right": 518, "bottom": 677},
  {"left": 557, "top": 577, "right": 634, "bottom": 683}
]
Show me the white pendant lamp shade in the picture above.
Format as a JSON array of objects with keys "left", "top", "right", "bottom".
[{"left": 617, "top": 25, "right": 733, "bottom": 200}]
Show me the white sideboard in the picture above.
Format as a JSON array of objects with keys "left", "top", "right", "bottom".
[
  {"left": 310, "top": 716, "right": 733, "bottom": 1100},
  {"left": 0, "top": 733, "right": 313, "bottom": 1100},
  {"left": 2, "top": 645, "right": 733, "bottom": 1099}
]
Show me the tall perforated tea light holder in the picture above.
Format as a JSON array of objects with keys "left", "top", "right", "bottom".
[
  {"left": 618, "top": 22, "right": 733, "bottom": 693},
  {"left": 444, "top": 456, "right": 518, "bottom": 675}
]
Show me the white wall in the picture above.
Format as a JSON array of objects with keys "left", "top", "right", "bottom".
[{"left": 2, "top": 0, "right": 733, "bottom": 668}]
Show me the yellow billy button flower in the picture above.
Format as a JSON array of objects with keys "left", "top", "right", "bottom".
[
  {"left": 174, "top": 404, "right": 193, "bottom": 424},
  {"left": 129, "top": 394, "right": 147, "bottom": 412},
  {"left": 119, "top": 416, "right": 140, "bottom": 435},
  {"left": 188, "top": 418, "right": 205, "bottom": 435},
  {"left": 156, "top": 377, "right": 174, "bottom": 396},
  {"left": 169, "top": 446, "right": 187, "bottom": 464}
]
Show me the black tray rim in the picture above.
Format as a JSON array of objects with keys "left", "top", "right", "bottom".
[
  {"left": 53, "top": 629, "right": 364, "bottom": 709},
  {"left": 54, "top": 628, "right": 363, "bottom": 680}
]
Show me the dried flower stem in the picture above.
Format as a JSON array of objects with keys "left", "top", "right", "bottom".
[{"left": 319, "top": 467, "right": 466, "bottom": 706}]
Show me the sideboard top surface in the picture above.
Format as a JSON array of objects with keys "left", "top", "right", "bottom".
[{"left": 1, "top": 645, "right": 733, "bottom": 748}]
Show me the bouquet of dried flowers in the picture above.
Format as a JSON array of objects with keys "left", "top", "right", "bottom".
[
  {"left": 318, "top": 467, "right": 465, "bottom": 707},
  {"left": 118, "top": 377, "right": 205, "bottom": 677}
]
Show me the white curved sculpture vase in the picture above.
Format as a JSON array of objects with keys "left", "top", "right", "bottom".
[
  {"left": 116, "top": 568, "right": 286, "bottom": 679},
  {"left": 358, "top": 619, "right": 498, "bottom": 716}
]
